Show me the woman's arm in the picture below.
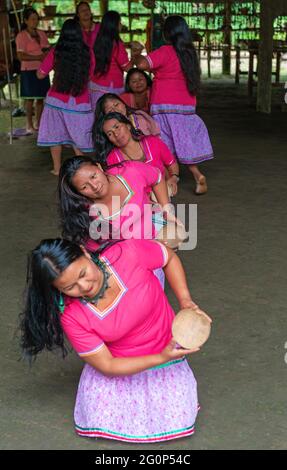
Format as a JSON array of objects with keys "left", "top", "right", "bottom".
[
  {"left": 151, "top": 176, "right": 170, "bottom": 208},
  {"left": 133, "top": 55, "right": 151, "bottom": 72},
  {"left": 17, "top": 51, "right": 44, "bottom": 62},
  {"left": 163, "top": 246, "right": 198, "bottom": 309},
  {"left": 82, "top": 340, "right": 196, "bottom": 377},
  {"left": 166, "top": 162, "right": 180, "bottom": 196}
]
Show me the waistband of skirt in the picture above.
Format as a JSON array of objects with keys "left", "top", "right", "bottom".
[
  {"left": 45, "top": 95, "right": 92, "bottom": 113},
  {"left": 151, "top": 103, "right": 196, "bottom": 115},
  {"left": 88, "top": 81, "right": 124, "bottom": 94},
  {"left": 149, "top": 357, "right": 186, "bottom": 371}
]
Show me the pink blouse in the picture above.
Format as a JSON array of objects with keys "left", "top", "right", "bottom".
[
  {"left": 16, "top": 30, "right": 50, "bottom": 71},
  {"left": 106, "top": 135, "right": 176, "bottom": 176},
  {"left": 89, "top": 161, "right": 161, "bottom": 242},
  {"left": 146, "top": 45, "right": 197, "bottom": 106},
  {"left": 91, "top": 41, "right": 130, "bottom": 88},
  {"left": 82, "top": 22, "right": 100, "bottom": 48},
  {"left": 38, "top": 47, "right": 94, "bottom": 104},
  {"left": 61, "top": 239, "right": 173, "bottom": 358}
]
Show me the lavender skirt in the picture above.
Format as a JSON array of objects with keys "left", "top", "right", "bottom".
[
  {"left": 74, "top": 358, "right": 198, "bottom": 443},
  {"left": 89, "top": 81, "right": 125, "bottom": 113},
  {"left": 37, "top": 96, "right": 94, "bottom": 152},
  {"left": 151, "top": 104, "right": 214, "bottom": 165}
]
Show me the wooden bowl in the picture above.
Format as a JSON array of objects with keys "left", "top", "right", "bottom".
[
  {"left": 172, "top": 308, "right": 211, "bottom": 349},
  {"left": 156, "top": 220, "right": 188, "bottom": 249}
]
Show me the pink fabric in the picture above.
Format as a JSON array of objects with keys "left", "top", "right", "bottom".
[
  {"left": 120, "top": 92, "right": 135, "bottom": 108},
  {"left": 82, "top": 22, "right": 100, "bottom": 48},
  {"left": 129, "top": 110, "right": 160, "bottom": 136},
  {"left": 38, "top": 47, "right": 94, "bottom": 104},
  {"left": 61, "top": 239, "right": 172, "bottom": 358},
  {"left": 91, "top": 41, "right": 129, "bottom": 88},
  {"left": 120, "top": 90, "right": 150, "bottom": 113},
  {"left": 106, "top": 135, "right": 175, "bottom": 176},
  {"left": 16, "top": 30, "right": 49, "bottom": 71},
  {"left": 90, "top": 161, "right": 161, "bottom": 241},
  {"left": 147, "top": 45, "right": 197, "bottom": 106}
]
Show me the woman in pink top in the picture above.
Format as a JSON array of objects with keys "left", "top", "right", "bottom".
[
  {"left": 16, "top": 8, "right": 50, "bottom": 133},
  {"left": 120, "top": 68, "right": 152, "bottom": 113},
  {"left": 37, "top": 20, "right": 94, "bottom": 175},
  {"left": 135, "top": 15, "right": 214, "bottom": 195},
  {"left": 93, "top": 112, "right": 180, "bottom": 196},
  {"left": 95, "top": 93, "right": 160, "bottom": 137},
  {"left": 89, "top": 11, "right": 132, "bottom": 111},
  {"left": 20, "top": 237, "right": 210, "bottom": 442},
  {"left": 58, "top": 156, "right": 171, "bottom": 286},
  {"left": 74, "top": 1, "right": 100, "bottom": 48}
]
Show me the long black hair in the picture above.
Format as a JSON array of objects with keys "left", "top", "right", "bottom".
[
  {"left": 125, "top": 68, "right": 152, "bottom": 93},
  {"left": 58, "top": 155, "right": 98, "bottom": 245},
  {"left": 163, "top": 15, "right": 200, "bottom": 96},
  {"left": 19, "top": 238, "right": 84, "bottom": 361},
  {"left": 19, "top": 238, "right": 122, "bottom": 362},
  {"left": 92, "top": 111, "right": 143, "bottom": 166},
  {"left": 21, "top": 8, "right": 39, "bottom": 31},
  {"left": 95, "top": 93, "right": 134, "bottom": 123},
  {"left": 53, "top": 19, "right": 90, "bottom": 96},
  {"left": 93, "top": 11, "right": 121, "bottom": 76}
]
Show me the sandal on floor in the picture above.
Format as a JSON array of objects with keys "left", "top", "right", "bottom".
[{"left": 194, "top": 175, "right": 207, "bottom": 195}]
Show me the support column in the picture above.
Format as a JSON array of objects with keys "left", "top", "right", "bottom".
[
  {"left": 222, "top": 0, "right": 232, "bottom": 75},
  {"left": 256, "top": 0, "right": 274, "bottom": 113},
  {"left": 99, "top": 0, "right": 109, "bottom": 16}
]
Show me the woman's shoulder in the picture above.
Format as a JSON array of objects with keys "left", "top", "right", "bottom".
[
  {"left": 61, "top": 297, "right": 91, "bottom": 326},
  {"left": 108, "top": 160, "right": 146, "bottom": 178},
  {"left": 16, "top": 30, "right": 27, "bottom": 40}
]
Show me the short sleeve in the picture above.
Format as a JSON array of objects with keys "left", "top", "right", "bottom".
[
  {"left": 146, "top": 46, "right": 165, "bottom": 71},
  {"left": 131, "top": 239, "right": 169, "bottom": 270},
  {"left": 61, "top": 303, "right": 105, "bottom": 357},
  {"left": 15, "top": 32, "right": 26, "bottom": 52},
  {"left": 38, "top": 47, "right": 54, "bottom": 75},
  {"left": 115, "top": 41, "right": 130, "bottom": 68},
  {"left": 138, "top": 162, "right": 161, "bottom": 187}
]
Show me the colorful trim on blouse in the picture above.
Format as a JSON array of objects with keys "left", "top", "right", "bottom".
[{"left": 80, "top": 256, "right": 128, "bottom": 320}]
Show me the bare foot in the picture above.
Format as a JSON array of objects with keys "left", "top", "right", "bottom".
[
  {"left": 194, "top": 175, "right": 207, "bottom": 195},
  {"left": 50, "top": 169, "right": 59, "bottom": 176}
]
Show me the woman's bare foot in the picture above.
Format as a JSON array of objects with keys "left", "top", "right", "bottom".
[
  {"left": 194, "top": 175, "right": 207, "bottom": 195},
  {"left": 50, "top": 169, "right": 59, "bottom": 176}
]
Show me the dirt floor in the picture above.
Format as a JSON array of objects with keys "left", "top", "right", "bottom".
[{"left": 1, "top": 78, "right": 287, "bottom": 450}]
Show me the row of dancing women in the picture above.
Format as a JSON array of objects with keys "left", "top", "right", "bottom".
[
  {"left": 18, "top": 4, "right": 213, "bottom": 443},
  {"left": 17, "top": 4, "right": 213, "bottom": 194}
]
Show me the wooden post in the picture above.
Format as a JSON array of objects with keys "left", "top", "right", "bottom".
[
  {"left": 99, "top": 0, "right": 109, "bottom": 16},
  {"left": 275, "top": 51, "right": 281, "bottom": 84},
  {"left": 256, "top": 0, "right": 274, "bottom": 113},
  {"left": 235, "top": 45, "right": 240, "bottom": 84},
  {"left": 222, "top": 0, "right": 232, "bottom": 75},
  {"left": 248, "top": 49, "right": 255, "bottom": 101}
]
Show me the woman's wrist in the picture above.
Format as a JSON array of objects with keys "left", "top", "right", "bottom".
[
  {"left": 169, "top": 174, "right": 180, "bottom": 183},
  {"left": 179, "top": 297, "right": 198, "bottom": 310}
]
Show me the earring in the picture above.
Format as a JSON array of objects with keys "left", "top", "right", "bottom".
[{"left": 58, "top": 293, "right": 65, "bottom": 314}]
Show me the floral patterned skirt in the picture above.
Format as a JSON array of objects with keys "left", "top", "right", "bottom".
[{"left": 74, "top": 358, "right": 199, "bottom": 443}]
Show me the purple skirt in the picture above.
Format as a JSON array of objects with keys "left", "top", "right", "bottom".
[
  {"left": 151, "top": 104, "right": 214, "bottom": 165},
  {"left": 89, "top": 81, "right": 124, "bottom": 113},
  {"left": 37, "top": 95, "right": 94, "bottom": 152},
  {"left": 74, "top": 358, "right": 198, "bottom": 443}
]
